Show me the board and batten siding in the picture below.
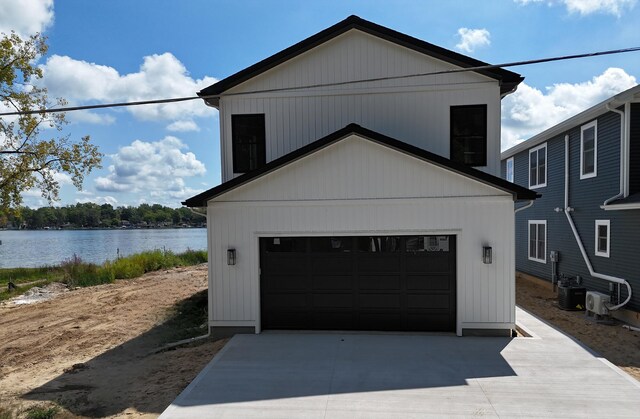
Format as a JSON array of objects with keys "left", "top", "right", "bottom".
[
  {"left": 207, "top": 135, "right": 516, "bottom": 335},
  {"left": 218, "top": 30, "right": 502, "bottom": 181},
  {"left": 507, "top": 109, "right": 640, "bottom": 312}
]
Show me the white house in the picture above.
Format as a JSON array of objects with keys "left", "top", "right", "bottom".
[{"left": 184, "top": 15, "right": 537, "bottom": 337}]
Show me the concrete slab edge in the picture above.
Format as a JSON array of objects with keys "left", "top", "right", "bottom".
[
  {"left": 158, "top": 335, "right": 238, "bottom": 418},
  {"left": 516, "top": 306, "right": 640, "bottom": 388}
]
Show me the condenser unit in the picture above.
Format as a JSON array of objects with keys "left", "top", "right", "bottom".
[{"left": 586, "top": 291, "right": 610, "bottom": 316}]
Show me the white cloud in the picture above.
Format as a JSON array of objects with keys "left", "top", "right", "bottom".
[
  {"left": 514, "top": 0, "right": 636, "bottom": 16},
  {"left": 501, "top": 67, "right": 637, "bottom": 150},
  {"left": 167, "top": 120, "right": 200, "bottom": 132},
  {"left": 0, "top": 0, "right": 54, "bottom": 37},
  {"left": 95, "top": 136, "right": 206, "bottom": 202},
  {"left": 38, "top": 53, "right": 218, "bottom": 126},
  {"left": 76, "top": 196, "right": 118, "bottom": 206},
  {"left": 455, "top": 28, "right": 491, "bottom": 53}
]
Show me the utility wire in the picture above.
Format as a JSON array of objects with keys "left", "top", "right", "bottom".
[{"left": 1, "top": 45, "right": 639, "bottom": 117}]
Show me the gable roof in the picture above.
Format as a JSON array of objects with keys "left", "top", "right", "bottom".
[
  {"left": 183, "top": 124, "right": 539, "bottom": 207},
  {"left": 198, "top": 15, "right": 524, "bottom": 105},
  {"left": 501, "top": 84, "right": 640, "bottom": 160}
]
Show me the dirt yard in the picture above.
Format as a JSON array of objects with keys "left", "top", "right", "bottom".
[
  {"left": 1, "top": 267, "right": 639, "bottom": 418},
  {"left": 0, "top": 264, "right": 227, "bottom": 418},
  {"left": 516, "top": 274, "right": 640, "bottom": 381}
]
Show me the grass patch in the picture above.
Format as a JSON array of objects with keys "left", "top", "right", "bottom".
[
  {"left": 25, "top": 406, "right": 59, "bottom": 419},
  {"left": 0, "top": 266, "right": 64, "bottom": 285},
  {"left": 160, "top": 289, "right": 208, "bottom": 343},
  {"left": 0, "top": 248, "right": 207, "bottom": 301}
]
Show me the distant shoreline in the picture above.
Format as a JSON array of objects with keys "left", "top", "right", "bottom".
[{"left": 0, "top": 226, "right": 206, "bottom": 232}]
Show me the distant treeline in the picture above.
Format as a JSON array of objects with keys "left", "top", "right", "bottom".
[{"left": 1, "top": 203, "right": 205, "bottom": 230}]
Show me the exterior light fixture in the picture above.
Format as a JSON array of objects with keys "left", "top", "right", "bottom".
[
  {"left": 482, "top": 246, "right": 492, "bottom": 264},
  {"left": 227, "top": 248, "right": 236, "bottom": 265}
]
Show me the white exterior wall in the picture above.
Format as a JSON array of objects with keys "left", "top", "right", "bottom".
[
  {"left": 218, "top": 30, "right": 502, "bottom": 181},
  {"left": 206, "top": 137, "right": 516, "bottom": 336}
]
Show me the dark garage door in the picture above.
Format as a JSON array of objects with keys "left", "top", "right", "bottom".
[{"left": 260, "top": 235, "right": 456, "bottom": 332}]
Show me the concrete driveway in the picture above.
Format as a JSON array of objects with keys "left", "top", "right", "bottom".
[{"left": 160, "top": 308, "right": 640, "bottom": 418}]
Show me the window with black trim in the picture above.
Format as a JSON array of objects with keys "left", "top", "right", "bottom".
[
  {"left": 232, "top": 114, "right": 266, "bottom": 173},
  {"left": 528, "top": 220, "right": 546, "bottom": 263},
  {"left": 450, "top": 104, "right": 487, "bottom": 167}
]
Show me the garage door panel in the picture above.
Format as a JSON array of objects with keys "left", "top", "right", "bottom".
[
  {"left": 262, "top": 255, "right": 307, "bottom": 274},
  {"left": 264, "top": 275, "right": 309, "bottom": 291},
  {"left": 262, "top": 293, "right": 308, "bottom": 309},
  {"left": 407, "top": 294, "right": 450, "bottom": 309},
  {"left": 358, "top": 275, "right": 401, "bottom": 290},
  {"left": 313, "top": 312, "right": 355, "bottom": 329},
  {"left": 311, "top": 256, "right": 352, "bottom": 273},
  {"left": 406, "top": 313, "right": 452, "bottom": 331},
  {"left": 358, "top": 293, "right": 401, "bottom": 309},
  {"left": 266, "top": 311, "right": 311, "bottom": 329},
  {"left": 312, "top": 293, "right": 353, "bottom": 308},
  {"left": 357, "top": 255, "right": 401, "bottom": 272},
  {"left": 358, "top": 312, "right": 402, "bottom": 331},
  {"left": 312, "top": 275, "right": 353, "bottom": 290},
  {"left": 406, "top": 274, "right": 451, "bottom": 291},
  {"left": 405, "top": 254, "right": 451, "bottom": 273}
]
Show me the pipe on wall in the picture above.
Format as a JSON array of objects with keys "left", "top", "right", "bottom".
[
  {"left": 562, "top": 135, "right": 632, "bottom": 311},
  {"left": 602, "top": 104, "right": 626, "bottom": 207}
]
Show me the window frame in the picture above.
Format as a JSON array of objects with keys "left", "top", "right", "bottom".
[
  {"left": 580, "top": 120, "right": 597, "bottom": 180},
  {"left": 506, "top": 157, "right": 514, "bottom": 182},
  {"left": 528, "top": 220, "right": 547, "bottom": 263},
  {"left": 449, "top": 104, "right": 488, "bottom": 167},
  {"left": 528, "top": 143, "right": 547, "bottom": 189},
  {"left": 594, "top": 219, "right": 610, "bottom": 258},
  {"left": 231, "top": 113, "right": 266, "bottom": 174}
]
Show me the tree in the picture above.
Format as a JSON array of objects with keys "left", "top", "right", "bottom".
[{"left": 0, "top": 32, "right": 102, "bottom": 213}]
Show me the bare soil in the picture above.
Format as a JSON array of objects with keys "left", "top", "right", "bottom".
[
  {"left": 1, "top": 268, "right": 638, "bottom": 418},
  {"left": 0, "top": 264, "right": 227, "bottom": 418},
  {"left": 516, "top": 274, "right": 640, "bottom": 381}
]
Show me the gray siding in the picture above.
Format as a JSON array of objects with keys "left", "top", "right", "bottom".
[
  {"left": 629, "top": 103, "right": 640, "bottom": 194},
  {"left": 507, "top": 109, "right": 640, "bottom": 312}
]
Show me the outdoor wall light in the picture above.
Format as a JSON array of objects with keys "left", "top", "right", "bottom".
[
  {"left": 482, "top": 246, "right": 493, "bottom": 264},
  {"left": 227, "top": 248, "right": 236, "bottom": 265}
]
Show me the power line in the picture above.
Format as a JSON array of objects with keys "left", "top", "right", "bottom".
[{"left": 1, "top": 45, "right": 639, "bottom": 117}]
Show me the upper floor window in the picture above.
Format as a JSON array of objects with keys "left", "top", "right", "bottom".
[
  {"left": 595, "top": 220, "right": 610, "bottom": 258},
  {"left": 232, "top": 114, "right": 266, "bottom": 173},
  {"left": 506, "top": 157, "right": 514, "bottom": 182},
  {"left": 450, "top": 104, "right": 487, "bottom": 167},
  {"left": 580, "top": 120, "right": 597, "bottom": 179},
  {"left": 529, "top": 143, "right": 547, "bottom": 189}
]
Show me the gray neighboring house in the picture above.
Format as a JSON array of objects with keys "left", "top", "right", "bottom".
[
  {"left": 185, "top": 15, "right": 537, "bottom": 337},
  {"left": 501, "top": 85, "right": 640, "bottom": 321}
]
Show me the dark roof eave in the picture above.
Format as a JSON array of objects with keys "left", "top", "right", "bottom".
[
  {"left": 197, "top": 15, "right": 523, "bottom": 99},
  {"left": 182, "top": 124, "right": 539, "bottom": 207}
]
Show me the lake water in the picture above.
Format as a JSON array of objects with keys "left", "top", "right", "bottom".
[{"left": 0, "top": 228, "right": 207, "bottom": 268}]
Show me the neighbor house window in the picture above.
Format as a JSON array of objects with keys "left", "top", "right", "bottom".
[
  {"left": 580, "top": 120, "right": 597, "bottom": 179},
  {"left": 528, "top": 220, "right": 546, "bottom": 263},
  {"left": 529, "top": 143, "right": 547, "bottom": 188},
  {"left": 506, "top": 157, "right": 514, "bottom": 182},
  {"left": 595, "top": 220, "right": 610, "bottom": 258},
  {"left": 232, "top": 114, "right": 266, "bottom": 173},
  {"left": 450, "top": 104, "right": 487, "bottom": 167}
]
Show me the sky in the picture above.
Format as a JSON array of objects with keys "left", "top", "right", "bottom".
[{"left": 1, "top": 0, "right": 639, "bottom": 208}]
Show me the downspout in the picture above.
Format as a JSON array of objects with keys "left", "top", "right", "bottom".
[
  {"left": 602, "top": 104, "right": 626, "bottom": 206},
  {"left": 515, "top": 200, "right": 534, "bottom": 213},
  {"left": 562, "top": 135, "right": 632, "bottom": 310}
]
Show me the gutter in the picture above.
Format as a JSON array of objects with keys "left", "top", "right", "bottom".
[{"left": 562, "top": 135, "right": 632, "bottom": 311}]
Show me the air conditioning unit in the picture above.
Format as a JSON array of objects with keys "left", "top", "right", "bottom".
[{"left": 586, "top": 291, "right": 610, "bottom": 316}]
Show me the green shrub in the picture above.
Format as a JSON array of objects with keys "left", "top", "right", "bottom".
[
  {"left": 110, "top": 258, "right": 145, "bottom": 279},
  {"left": 177, "top": 249, "right": 207, "bottom": 265},
  {"left": 25, "top": 405, "right": 59, "bottom": 419},
  {"left": 61, "top": 255, "right": 115, "bottom": 287}
]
